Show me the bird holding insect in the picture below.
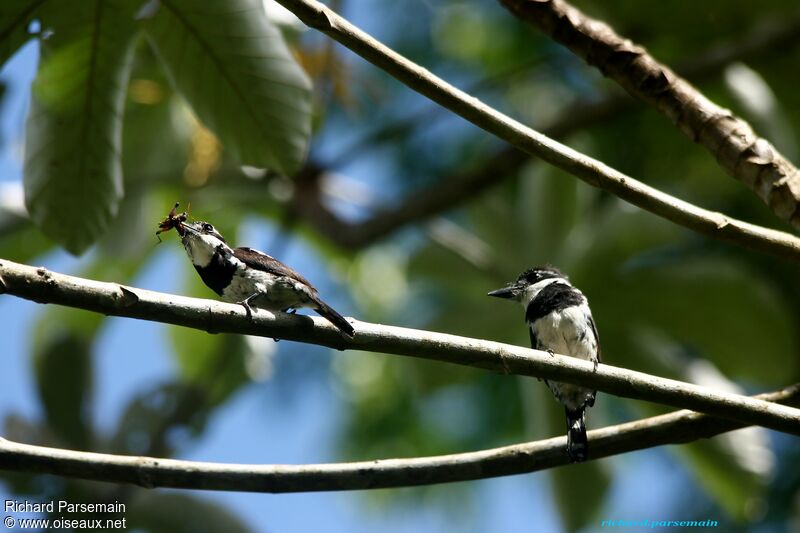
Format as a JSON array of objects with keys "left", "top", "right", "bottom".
[{"left": 156, "top": 203, "right": 354, "bottom": 337}]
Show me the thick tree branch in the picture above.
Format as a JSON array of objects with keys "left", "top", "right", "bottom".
[
  {"left": 273, "top": 0, "right": 800, "bottom": 262},
  {"left": 289, "top": 151, "right": 529, "bottom": 249},
  {"left": 2, "top": 258, "right": 800, "bottom": 435},
  {"left": 292, "top": 19, "right": 800, "bottom": 249},
  {"left": 292, "top": 12, "right": 800, "bottom": 250},
  {"left": 1, "top": 385, "right": 797, "bottom": 493},
  {"left": 499, "top": 0, "right": 800, "bottom": 227}
]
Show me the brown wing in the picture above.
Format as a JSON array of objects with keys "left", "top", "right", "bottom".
[
  {"left": 234, "top": 246, "right": 354, "bottom": 337},
  {"left": 232, "top": 247, "right": 316, "bottom": 288}
]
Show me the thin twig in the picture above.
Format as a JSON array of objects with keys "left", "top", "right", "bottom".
[
  {"left": 296, "top": 10, "right": 800, "bottom": 250},
  {"left": 499, "top": 0, "right": 800, "bottom": 227},
  {"left": 273, "top": 0, "right": 800, "bottom": 262},
  {"left": 1, "top": 385, "right": 797, "bottom": 493},
  {"left": 326, "top": 10, "right": 800, "bottom": 169},
  {"left": 1, "top": 258, "right": 799, "bottom": 435}
]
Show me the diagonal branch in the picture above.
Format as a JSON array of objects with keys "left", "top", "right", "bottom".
[
  {"left": 289, "top": 12, "right": 800, "bottom": 249},
  {"left": 2, "top": 257, "right": 800, "bottom": 435},
  {"left": 499, "top": 0, "right": 800, "bottom": 228},
  {"left": 273, "top": 0, "right": 800, "bottom": 262},
  {"left": 2, "top": 385, "right": 798, "bottom": 493},
  {"left": 289, "top": 151, "right": 528, "bottom": 249}
]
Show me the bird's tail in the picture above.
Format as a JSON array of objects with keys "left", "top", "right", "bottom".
[
  {"left": 565, "top": 407, "right": 589, "bottom": 463},
  {"left": 314, "top": 299, "right": 355, "bottom": 337}
]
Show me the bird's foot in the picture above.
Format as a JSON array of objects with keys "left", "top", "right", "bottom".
[
  {"left": 237, "top": 293, "right": 260, "bottom": 320},
  {"left": 498, "top": 352, "right": 511, "bottom": 375},
  {"left": 592, "top": 358, "right": 598, "bottom": 372},
  {"left": 547, "top": 349, "right": 556, "bottom": 358},
  {"left": 238, "top": 300, "right": 254, "bottom": 320}
]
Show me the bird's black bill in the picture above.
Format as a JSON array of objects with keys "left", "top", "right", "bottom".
[
  {"left": 181, "top": 223, "right": 201, "bottom": 236},
  {"left": 487, "top": 287, "right": 517, "bottom": 299}
]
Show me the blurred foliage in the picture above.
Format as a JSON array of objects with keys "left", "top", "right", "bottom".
[
  {"left": 2, "top": 0, "right": 800, "bottom": 531},
  {"left": 2, "top": 0, "right": 312, "bottom": 254},
  {"left": 24, "top": 0, "right": 138, "bottom": 253}
]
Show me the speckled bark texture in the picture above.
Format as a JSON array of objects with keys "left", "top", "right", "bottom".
[
  {"left": 500, "top": 0, "right": 800, "bottom": 227},
  {"left": 275, "top": 0, "right": 800, "bottom": 260},
  {"left": 2, "top": 257, "right": 800, "bottom": 435},
  {"left": 0, "top": 386, "right": 797, "bottom": 492}
]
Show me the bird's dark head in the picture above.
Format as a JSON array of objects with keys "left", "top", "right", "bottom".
[
  {"left": 488, "top": 266, "right": 567, "bottom": 302},
  {"left": 516, "top": 266, "right": 565, "bottom": 286},
  {"left": 181, "top": 221, "right": 230, "bottom": 267}
]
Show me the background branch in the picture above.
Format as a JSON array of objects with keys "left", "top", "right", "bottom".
[
  {"left": 2, "top": 385, "right": 797, "bottom": 493},
  {"left": 2, "top": 258, "right": 799, "bottom": 435},
  {"left": 499, "top": 0, "right": 800, "bottom": 228},
  {"left": 273, "top": 0, "right": 800, "bottom": 262},
  {"left": 287, "top": 12, "right": 800, "bottom": 249}
]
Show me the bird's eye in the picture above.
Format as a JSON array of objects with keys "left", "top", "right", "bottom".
[{"left": 203, "top": 223, "right": 214, "bottom": 232}]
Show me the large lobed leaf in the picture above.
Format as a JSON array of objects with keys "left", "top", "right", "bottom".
[
  {"left": 24, "top": 0, "right": 137, "bottom": 254},
  {"left": 33, "top": 333, "right": 93, "bottom": 449},
  {"left": 142, "top": 0, "right": 312, "bottom": 175},
  {"left": 31, "top": 189, "right": 160, "bottom": 449}
]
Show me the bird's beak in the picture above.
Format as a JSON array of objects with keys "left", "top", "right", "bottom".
[
  {"left": 487, "top": 285, "right": 519, "bottom": 299},
  {"left": 181, "top": 222, "right": 201, "bottom": 236}
]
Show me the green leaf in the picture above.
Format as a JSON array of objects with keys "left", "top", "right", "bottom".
[
  {"left": 24, "top": 0, "right": 137, "bottom": 254},
  {"left": 109, "top": 381, "right": 209, "bottom": 456},
  {"left": 521, "top": 381, "right": 610, "bottom": 532},
  {"left": 675, "top": 436, "right": 765, "bottom": 520},
  {"left": 576, "top": 213, "right": 798, "bottom": 385},
  {"left": 0, "top": 0, "right": 39, "bottom": 68},
  {"left": 142, "top": 0, "right": 312, "bottom": 175},
  {"left": 168, "top": 243, "right": 257, "bottom": 406},
  {"left": 30, "top": 193, "right": 159, "bottom": 449},
  {"left": 121, "top": 40, "right": 193, "bottom": 183},
  {"left": 33, "top": 332, "right": 92, "bottom": 448},
  {"left": 517, "top": 163, "right": 581, "bottom": 262},
  {"left": 0, "top": 210, "right": 55, "bottom": 263},
  {"left": 628, "top": 335, "right": 770, "bottom": 520},
  {"left": 127, "top": 492, "right": 254, "bottom": 533},
  {"left": 170, "top": 328, "right": 252, "bottom": 405}
]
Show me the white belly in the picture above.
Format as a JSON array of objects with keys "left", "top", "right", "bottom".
[
  {"left": 530, "top": 305, "right": 598, "bottom": 410},
  {"left": 532, "top": 306, "right": 597, "bottom": 361},
  {"left": 221, "top": 269, "right": 316, "bottom": 311}
]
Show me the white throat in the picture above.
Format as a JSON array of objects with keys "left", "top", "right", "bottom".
[{"left": 183, "top": 233, "right": 228, "bottom": 268}]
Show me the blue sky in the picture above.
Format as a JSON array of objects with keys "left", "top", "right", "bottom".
[
  {"left": 0, "top": 20, "right": 720, "bottom": 533},
  {"left": 0, "top": 37, "right": 569, "bottom": 533}
]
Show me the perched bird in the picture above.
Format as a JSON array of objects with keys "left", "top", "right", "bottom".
[
  {"left": 489, "top": 267, "right": 600, "bottom": 462},
  {"left": 177, "top": 220, "right": 354, "bottom": 337}
]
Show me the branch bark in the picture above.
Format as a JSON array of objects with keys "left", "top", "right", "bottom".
[
  {"left": 499, "top": 0, "right": 800, "bottom": 228},
  {"left": 272, "top": 0, "right": 800, "bottom": 262},
  {"left": 2, "top": 257, "right": 800, "bottom": 435},
  {"left": 289, "top": 151, "right": 529, "bottom": 249},
  {"left": 289, "top": 12, "right": 800, "bottom": 250},
  {"left": 2, "top": 385, "right": 797, "bottom": 493}
]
